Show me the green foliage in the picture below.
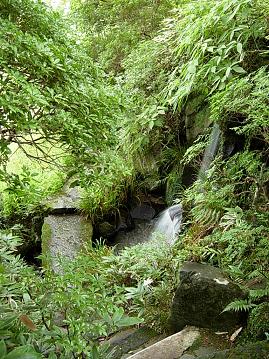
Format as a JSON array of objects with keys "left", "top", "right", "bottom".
[
  {"left": 72, "top": 0, "right": 175, "bottom": 72},
  {"left": 0, "top": 232, "right": 144, "bottom": 358},
  {"left": 210, "top": 68, "right": 269, "bottom": 144},
  {"left": 79, "top": 150, "right": 134, "bottom": 215},
  {"left": 0, "top": 0, "right": 130, "bottom": 216},
  {"left": 121, "top": 0, "right": 268, "bottom": 109},
  {"left": 96, "top": 0, "right": 269, "bottom": 214},
  {"left": 104, "top": 236, "right": 182, "bottom": 331},
  {"left": 0, "top": 0, "right": 122, "bottom": 168},
  {"left": 1, "top": 0, "right": 269, "bottom": 352},
  {"left": 123, "top": 39, "right": 168, "bottom": 96},
  {"left": 183, "top": 150, "right": 268, "bottom": 230},
  {"left": 248, "top": 302, "right": 269, "bottom": 340},
  {"left": 69, "top": 0, "right": 269, "bottom": 215},
  {"left": 193, "top": 209, "right": 269, "bottom": 275},
  {"left": 223, "top": 275, "right": 269, "bottom": 340},
  {"left": 0, "top": 161, "right": 64, "bottom": 217},
  {"left": 160, "top": 0, "right": 268, "bottom": 109},
  {"left": 0, "top": 231, "right": 42, "bottom": 357},
  {"left": 223, "top": 299, "right": 257, "bottom": 313}
]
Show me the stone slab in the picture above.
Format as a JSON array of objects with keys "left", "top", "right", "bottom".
[
  {"left": 106, "top": 327, "right": 159, "bottom": 359},
  {"left": 46, "top": 186, "right": 82, "bottom": 214},
  {"left": 41, "top": 214, "right": 92, "bottom": 273},
  {"left": 127, "top": 326, "right": 200, "bottom": 359}
]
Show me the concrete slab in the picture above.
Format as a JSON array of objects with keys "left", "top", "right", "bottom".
[{"left": 127, "top": 326, "right": 200, "bottom": 359}]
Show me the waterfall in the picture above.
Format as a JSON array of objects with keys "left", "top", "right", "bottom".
[
  {"left": 198, "top": 123, "right": 221, "bottom": 179},
  {"left": 152, "top": 123, "right": 221, "bottom": 245},
  {"left": 152, "top": 204, "right": 183, "bottom": 245}
]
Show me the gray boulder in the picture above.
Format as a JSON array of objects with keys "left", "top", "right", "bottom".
[
  {"left": 170, "top": 262, "right": 246, "bottom": 332},
  {"left": 42, "top": 214, "right": 93, "bottom": 273}
]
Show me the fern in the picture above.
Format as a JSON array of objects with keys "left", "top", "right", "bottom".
[
  {"left": 223, "top": 299, "right": 257, "bottom": 313},
  {"left": 219, "top": 207, "right": 244, "bottom": 231},
  {"left": 250, "top": 287, "right": 269, "bottom": 300}
]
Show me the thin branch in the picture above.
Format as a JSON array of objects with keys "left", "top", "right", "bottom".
[
  {"left": 16, "top": 141, "right": 65, "bottom": 169},
  {"left": 41, "top": 313, "right": 51, "bottom": 331}
]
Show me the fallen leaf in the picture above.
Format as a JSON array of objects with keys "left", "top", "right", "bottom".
[{"left": 19, "top": 314, "right": 37, "bottom": 331}]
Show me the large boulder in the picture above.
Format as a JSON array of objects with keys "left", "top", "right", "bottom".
[
  {"left": 41, "top": 214, "right": 93, "bottom": 273},
  {"left": 170, "top": 262, "right": 246, "bottom": 332}
]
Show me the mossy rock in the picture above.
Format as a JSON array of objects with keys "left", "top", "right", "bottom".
[
  {"left": 41, "top": 221, "right": 53, "bottom": 268},
  {"left": 170, "top": 262, "right": 246, "bottom": 332},
  {"left": 185, "top": 105, "right": 212, "bottom": 143},
  {"left": 41, "top": 214, "right": 93, "bottom": 272}
]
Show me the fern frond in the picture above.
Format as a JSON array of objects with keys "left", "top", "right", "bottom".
[
  {"left": 250, "top": 287, "right": 269, "bottom": 300},
  {"left": 223, "top": 300, "right": 257, "bottom": 313}
]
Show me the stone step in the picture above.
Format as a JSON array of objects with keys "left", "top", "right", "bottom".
[
  {"left": 106, "top": 327, "right": 164, "bottom": 359},
  {"left": 126, "top": 326, "right": 200, "bottom": 359}
]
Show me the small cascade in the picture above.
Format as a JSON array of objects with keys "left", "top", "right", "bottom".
[
  {"left": 108, "top": 124, "right": 222, "bottom": 250},
  {"left": 152, "top": 204, "right": 183, "bottom": 245},
  {"left": 199, "top": 123, "right": 221, "bottom": 179},
  {"left": 152, "top": 124, "right": 222, "bottom": 246}
]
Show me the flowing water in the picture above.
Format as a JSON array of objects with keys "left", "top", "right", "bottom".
[
  {"left": 44, "top": 124, "right": 222, "bottom": 259},
  {"left": 199, "top": 123, "right": 221, "bottom": 179},
  {"left": 151, "top": 124, "right": 221, "bottom": 246},
  {"left": 152, "top": 204, "right": 183, "bottom": 245}
]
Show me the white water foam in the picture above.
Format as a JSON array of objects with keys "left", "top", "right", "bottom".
[
  {"left": 199, "top": 123, "right": 221, "bottom": 179},
  {"left": 152, "top": 204, "right": 183, "bottom": 245}
]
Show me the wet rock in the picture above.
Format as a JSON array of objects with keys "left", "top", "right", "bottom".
[
  {"left": 114, "top": 220, "right": 153, "bottom": 251},
  {"left": 99, "top": 221, "right": 116, "bottom": 238},
  {"left": 185, "top": 95, "right": 205, "bottom": 116},
  {"left": 130, "top": 204, "right": 156, "bottom": 220},
  {"left": 185, "top": 106, "right": 212, "bottom": 143},
  {"left": 170, "top": 262, "right": 246, "bottom": 332},
  {"left": 97, "top": 209, "right": 135, "bottom": 241}
]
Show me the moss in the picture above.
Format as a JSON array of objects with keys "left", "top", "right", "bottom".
[
  {"left": 80, "top": 218, "right": 93, "bottom": 244},
  {"left": 41, "top": 221, "right": 52, "bottom": 268},
  {"left": 187, "top": 328, "right": 230, "bottom": 354},
  {"left": 225, "top": 341, "right": 269, "bottom": 359}
]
